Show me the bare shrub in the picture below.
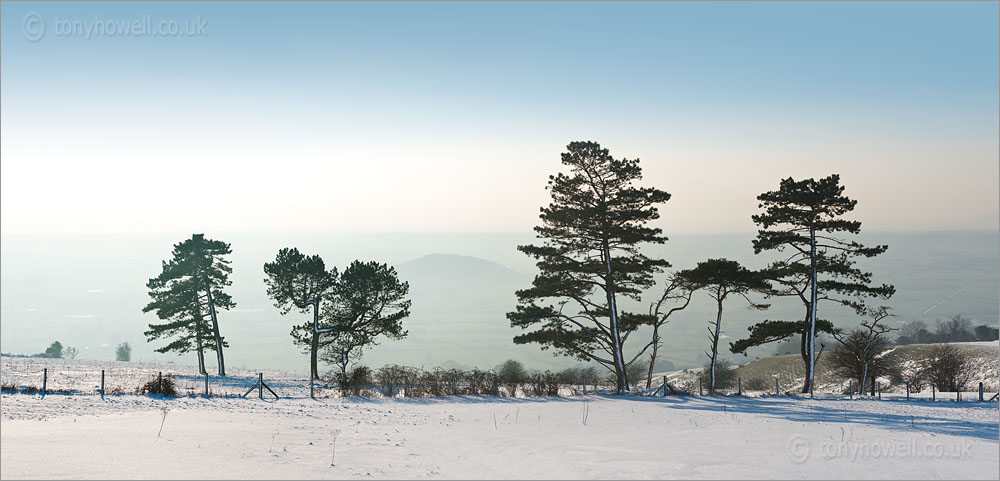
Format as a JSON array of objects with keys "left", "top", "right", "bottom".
[
  {"left": 743, "top": 377, "right": 769, "bottom": 391},
  {"left": 920, "top": 344, "right": 975, "bottom": 392},
  {"left": 376, "top": 364, "right": 407, "bottom": 397},
  {"left": 137, "top": 375, "right": 177, "bottom": 397},
  {"left": 701, "top": 359, "right": 737, "bottom": 391},
  {"left": 625, "top": 360, "right": 649, "bottom": 390},
  {"left": 422, "top": 369, "right": 447, "bottom": 397},
  {"left": 336, "top": 365, "right": 372, "bottom": 397},
  {"left": 464, "top": 368, "right": 493, "bottom": 395},
  {"left": 828, "top": 329, "right": 900, "bottom": 391}
]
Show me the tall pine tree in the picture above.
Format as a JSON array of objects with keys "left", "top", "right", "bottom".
[
  {"left": 508, "top": 141, "right": 671, "bottom": 394},
  {"left": 263, "top": 247, "right": 338, "bottom": 380},
  {"left": 732, "top": 175, "right": 893, "bottom": 394},
  {"left": 143, "top": 234, "right": 235, "bottom": 375}
]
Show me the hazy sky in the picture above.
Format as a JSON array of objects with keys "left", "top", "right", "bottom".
[{"left": 2, "top": 2, "right": 998, "bottom": 236}]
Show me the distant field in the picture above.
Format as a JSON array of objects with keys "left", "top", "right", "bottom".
[{"left": 658, "top": 341, "right": 1000, "bottom": 395}]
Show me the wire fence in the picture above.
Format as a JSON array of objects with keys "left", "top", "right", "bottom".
[{"left": 3, "top": 357, "right": 997, "bottom": 403}]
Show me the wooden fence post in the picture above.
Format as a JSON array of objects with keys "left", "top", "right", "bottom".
[
  {"left": 849, "top": 380, "right": 853, "bottom": 400},
  {"left": 204, "top": 373, "right": 209, "bottom": 396},
  {"left": 101, "top": 370, "right": 105, "bottom": 400},
  {"left": 877, "top": 382, "right": 881, "bottom": 400},
  {"left": 738, "top": 378, "right": 742, "bottom": 396},
  {"left": 699, "top": 377, "right": 703, "bottom": 396},
  {"left": 259, "top": 373, "right": 263, "bottom": 400},
  {"left": 906, "top": 383, "right": 910, "bottom": 400},
  {"left": 583, "top": 374, "right": 587, "bottom": 396},
  {"left": 931, "top": 383, "right": 936, "bottom": 401},
  {"left": 979, "top": 382, "right": 984, "bottom": 402},
  {"left": 42, "top": 368, "right": 47, "bottom": 399},
  {"left": 775, "top": 377, "right": 779, "bottom": 396},
  {"left": 158, "top": 372, "right": 162, "bottom": 394},
  {"left": 662, "top": 376, "right": 667, "bottom": 397}
]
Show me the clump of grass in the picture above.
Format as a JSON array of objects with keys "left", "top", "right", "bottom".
[
  {"left": 330, "top": 429, "right": 341, "bottom": 466},
  {"left": 157, "top": 408, "right": 170, "bottom": 437}
]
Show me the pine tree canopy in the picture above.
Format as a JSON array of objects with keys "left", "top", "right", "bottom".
[
  {"left": 677, "top": 258, "right": 770, "bottom": 305},
  {"left": 729, "top": 319, "right": 836, "bottom": 355},
  {"left": 751, "top": 174, "right": 894, "bottom": 311},
  {"left": 324, "top": 260, "right": 410, "bottom": 344},
  {"left": 263, "top": 247, "right": 337, "bottom": 315},
  {"left": 263, "top": 247, "right": 341, "bottom": 355},
  {"left": 142, "top": 234, "right": 234, "bottom": 359},
  {"left": 508, "top": 141, "right": 670, "bottom": 391}
]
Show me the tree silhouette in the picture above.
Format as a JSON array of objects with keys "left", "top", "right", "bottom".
[
  {"left": 143, "top": 234, "right": 235, "bottom": 375},
  {"left": 735, "top": 175, "right": 893, "bottom": 394},
  {"left": 508, "top": 141, "right": 671, "bottom": 394},
  {"left": 678, "top": 259, "right": 768, "bottom": 394},
  {"left": 321, "top": 260, "right": 411, "bottom": 384},
  {"left": 263, "top": 248, "right": 338, "bottom": 380}
]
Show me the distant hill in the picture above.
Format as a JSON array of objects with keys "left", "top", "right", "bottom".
[{"left": 395, "top": 253, "right": 527, "bottom": 290}]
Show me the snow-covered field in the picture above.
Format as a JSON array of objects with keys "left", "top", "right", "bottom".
[{"left": 2, "top": 357, "right": 998, "bottom": 479}]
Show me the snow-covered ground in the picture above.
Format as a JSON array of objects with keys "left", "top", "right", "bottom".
[{"left": 2, "top": 356, "right": 998, "bottom": 479}]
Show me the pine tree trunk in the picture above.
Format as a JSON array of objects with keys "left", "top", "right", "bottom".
[
  {"left": 602, "top": 241, "right": 628, "bottom": 394},
  {"left": 339, "top": 360, "right": 349, "bottom": 388},
  {"left": 196, "top": 336, "right": 206, "bottom": 375},
  {"left": 859, "top": 351, "right": 869, "bottom": 396},
  {"left": 645, "top": 327, "right": 660, "bottom": 389},
  {"left": 799, "top": 327, "right": 811, "bottom": 393},
  {"left": 709, "top": 297, "right": 724, "bottom": 394},
  {"left": 202, "top": 275, "right": 226, "bottom": 377},
  {"left": 808, "top": 225, "right": 817, "bottom": 397},
  {"left": 192, "top": 298, "right": 207, "bottom": 375},
  {"left": 310, "top": 332, "right": 320, "bottom": 381}
]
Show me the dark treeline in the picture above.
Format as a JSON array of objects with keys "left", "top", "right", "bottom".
[{"left": 895, "top": 315, "right": 998, "bottom": 345}]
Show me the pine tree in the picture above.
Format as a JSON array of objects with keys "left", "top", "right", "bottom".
[
  {"left": 508, "top": 141, "right": 671, "bottom": 394},
  {"left": 677, "top": 259, "right": 768, "bottom": 394},
  {"left": 143, "top": 234, "right": 235, "bottom": 375},
  {"left": 263, "top": 248, "right": 338, "bottom": 380},
  {"left": 321, "top": 260, "right": 410, "bottom": 384},
  {"left": 733, "top": 175, "right": 893, "bottom": 394}
]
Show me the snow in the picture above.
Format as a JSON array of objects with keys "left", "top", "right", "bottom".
[
  {"left": 2, "top": 357, "right": 998, "bottom": 479},
  {"left": 2, "top": 394, "right": 997, "bottom": 479}
]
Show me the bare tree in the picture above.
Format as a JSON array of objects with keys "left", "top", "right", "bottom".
[
  {"left": 896, "top": 320, "right": 931, "bottom": 345},
  {"left": 644, "top": 274, "right": 697, "bottom": 388},
  {"left": 935, "top": 314, "right": 975, "bottom": 343},
  {"left": 831, "top": 306, "right": 897, "bottom": 394},
  {"left": 921, "top": 344, "right": 975, "bottom": 392}
]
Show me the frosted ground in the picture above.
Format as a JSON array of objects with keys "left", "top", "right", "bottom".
[{"left": 2, "top": 357, "right": 998, "bottom": 479}]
